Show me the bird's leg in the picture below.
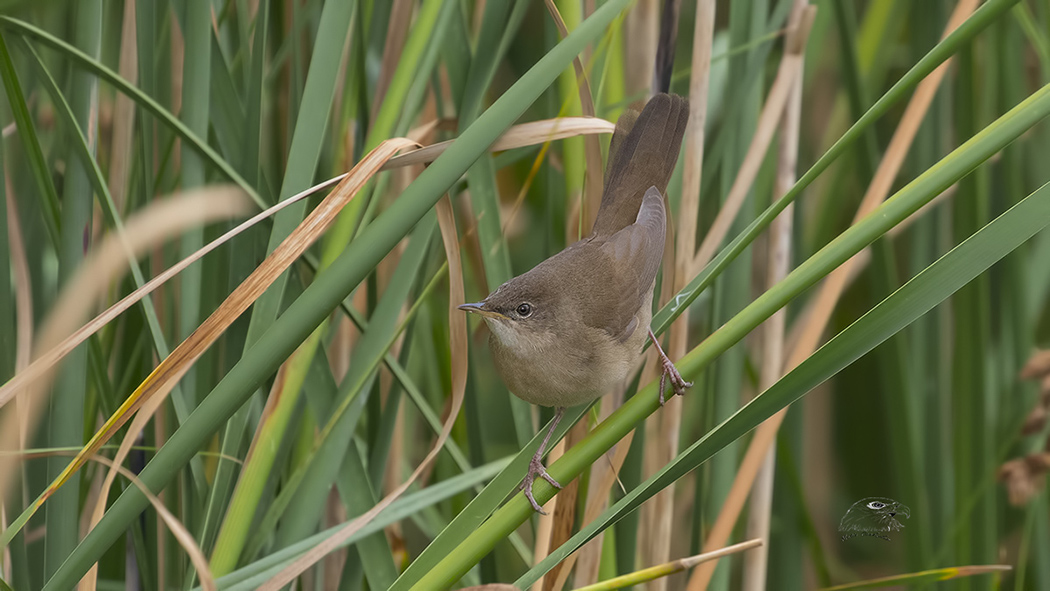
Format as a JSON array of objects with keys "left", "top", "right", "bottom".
[
  {"left": 648, "top": 328, "right": 692, "bottom": 405},
  {"left": 520, "top": 406, "right": 565, "bottom": 514}
]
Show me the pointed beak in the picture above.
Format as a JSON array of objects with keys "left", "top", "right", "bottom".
[{"left": 458, "top": 302, "right": 506, "bottom": 320}]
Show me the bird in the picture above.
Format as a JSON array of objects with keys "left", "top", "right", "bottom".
[
  {"left": 838, "top": 497, "right": 911, "bottom": 541},
  {"left": 459, "top": 93, "right": 692, "bottom": 513}
]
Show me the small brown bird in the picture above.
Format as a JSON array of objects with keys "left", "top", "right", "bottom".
[{"left": 459, "top": 94, "right": 691, "bottom": 512}]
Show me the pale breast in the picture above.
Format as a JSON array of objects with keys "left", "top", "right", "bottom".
[{"left": 487, "top": 309, "right": 649, "bottom": 408}]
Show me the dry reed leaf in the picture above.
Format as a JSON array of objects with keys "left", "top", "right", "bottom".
[
  {"left": 0, "top": 187, "right": 250, "bottom": 504},
  {"left": 4, "top": 171, "right": 33, "bottom": 453},
  {"left": 817, "top": 565, "right": 1011, "bottom": 591},
  {"left": 406, "top": 118, "right": 443, "bottom": 143},
  {"left": 76, "top": 138, "right": 418, "bottom": 572},
  {"left": 543, "top": 421, "right": 588, "bottom": 591},
  {"left": 687, "top": 5, "right": 817, "bottom": 589},
  {"left": 381, "top": 116, "right": 615, "bottom": 170},
  {"left": 687, "top": 2, "right": 975, "bottom": 589},
  {"left": 673, "top": 0, "right": 715, "bottom": 325},
  {"left": 689, "top": 8, "right": 814, "bottom": 276},
  {"left": 634, "top": 1, "right": 716, "bottom": 584},
  {"left": 624, "top": 0, "right": 658, "bottom": 96},
  {"left": 3, "top": 138, "right": 413, "bottom": 547},
  {"left": 0, "top": 186, "right": 245, "bottom": 409},
  {"left": 530, "top": 438, "right": 560, "bottom": 591},
  {"left": 536, "top": 395, "right": 627, "bottom": 588},
  {"left": 953, "top": 565, "right": 1013, "bottom": 576},
  {"left": 783, "top": 179, "right": 960, "bottom": 354},
  {"left": 740, "top": 5, "right": 805, "bottom": 591},
  {"left": 789, "top": 0, "right": 976, "bottom": 367},
  {"left": 573, "top": 540, "right": 762, "bottom": 591},
  {"left": 0, "top": 175, "right": 344, "bottom": 409},
  {"left": 573, "top": 422, "right": 635, "bottom": 584},
  {"left": 677, "top": 539, "right": 763, "bottom": 568},
  {"left": 258, "top": 193, "right": 467, "bottom": 590},
  {"left": 15, "top": 451, "right": 218, "bottom": 591},
  {"left": 643, "top": 191, "right": 681, "bottom": 589},
  {"left": 77, "top": 457, "right": 215, "bottom": 591},
  {"left": 542, "top": 0, "right": 604, "bottom": 229},
  {"left": 637, "top": 330, "right": 671, "bottom": 566},
  {"left": 0, "top": 180, "right": 333, "bottom": 409}
]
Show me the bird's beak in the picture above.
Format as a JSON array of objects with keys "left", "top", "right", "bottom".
[{"left": 458, "top": 302, "right": 506, "bottom": 320}]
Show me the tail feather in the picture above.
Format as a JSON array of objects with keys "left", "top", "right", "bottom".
[
  {"left": 603, "top": 109, "right": 639, "bottom": 192},
  {"left": 654, "top": 0, "right": 682, "bottom": 93},
  {"left": 592, "top": 93, "right": 689, "bottom": 237}
]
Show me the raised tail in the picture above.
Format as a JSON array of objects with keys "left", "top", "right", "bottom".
[{"left": 591, "top": 93, "right": 690, "bottom": 238}]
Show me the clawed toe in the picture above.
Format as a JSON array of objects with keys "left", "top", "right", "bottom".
[
  {"left": 649, "top": 328, "right": 692, "bottom": 405},
  {"left": 660, "top": 371, "right": 668, "bottom": 406},
  {"left": 521, "top": 459, "right": 562, "bottom": 514},
  {"left": 523, "top": 482, "right": 546, "bottom": 514},
  {"left": 658, "top": 357, "right": 692, "bottom": 405},
  {"left": 538, "top": 468, "right": 562, "bottom": 489}
]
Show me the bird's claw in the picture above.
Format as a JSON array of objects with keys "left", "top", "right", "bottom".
[
  {"left": 648, "top": 328, "right": 692, "bottom": 405},
  {"left": 520, "top": 455, "right": 562, "bottom": 514},
  {"left": 658, "top": 354, "right": 692, "bottom": 406}
]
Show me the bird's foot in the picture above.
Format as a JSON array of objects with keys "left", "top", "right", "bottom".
[
  {"left": 658, "top": 353, "right": 692, "bottom": 405},
  {"left": 649, "top": 328, "right": 692, "bottom": 405},
  {"left": 520, "top": 453, "right": 562, "bottom": 514}
]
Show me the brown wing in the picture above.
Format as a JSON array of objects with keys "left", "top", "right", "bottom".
[
  {"left": 577, "top": 186, "right": 666, "bottom": 342},
  {"left": 591, "top": 93, "right": 689, "bottom": 238}
]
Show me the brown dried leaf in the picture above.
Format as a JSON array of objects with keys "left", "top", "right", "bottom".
[
  {"left": 381, "top": 116, "right": 615, "bottom": 171},
  {"left": 543, "top": 420, "right": 588, "bottom": 591},
  {"left": 4, "top": 168, "right": 33, "bottom": 453},
  {"left": 0, "top": 175, "right": 346, "bottom": 409},
  {"left": 258, "top": 193, "right": 467, "bottom": 590},
  {"left": 76, "top": 454, "right": 215, "bottom": 591},
  {"left": 1021, "top": 350, "right": 1050, "bottom": 380},
  {"left": 999, "top": 454, "right": 1050, "bottom": 506},
  {"left": 0, "top": 186, "right": 250, "bottom": 504},
  {"left": 542, "top": 0, "right": 603, "bottom": 229},
  {"left": 687, "top": 2, "right": 977, "bottom": 589},
  {"left": 79, "top": 138, "right": 418, "bottom": 577},
  {"left": 1022, "top": 404, "right": 1048, "bottom": 435}
]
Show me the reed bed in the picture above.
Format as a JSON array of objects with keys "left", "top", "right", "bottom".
[{"left": 1, "top": 1, "right": 1049, "bottom": 590}]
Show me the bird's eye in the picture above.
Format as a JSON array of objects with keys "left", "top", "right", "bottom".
[
  {"left": 867, "top": 501, "right": 885, "bottom": 510},
  {"left": 516, "top": 303, "right": 532, "bottom": 317}
]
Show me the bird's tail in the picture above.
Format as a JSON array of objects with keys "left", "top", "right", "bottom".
[{"left": 591, "top": 93, "right": 690, "bottom": 238}]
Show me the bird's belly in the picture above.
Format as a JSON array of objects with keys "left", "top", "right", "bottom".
[{"left": 490, "top": 324, "right": 645, "bottom": 408}]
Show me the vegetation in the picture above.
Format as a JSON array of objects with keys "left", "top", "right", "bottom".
[{"left": 1, "top": 1, "right": 1049, "bottom": 590}]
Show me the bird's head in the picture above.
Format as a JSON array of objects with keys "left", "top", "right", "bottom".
[{"left": 458, "top": 269, "right": 563, "bottom": 351}]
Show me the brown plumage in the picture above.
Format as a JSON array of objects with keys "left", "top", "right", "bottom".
[
  {"left": 459, "top": 93, "right": 691, "bottom": 512},
  {"left": 479, "top": 186, "right": 666, "bottom": 408},
  {"left": 594, "top": 93, "right": 690, "bottom": 237}
]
